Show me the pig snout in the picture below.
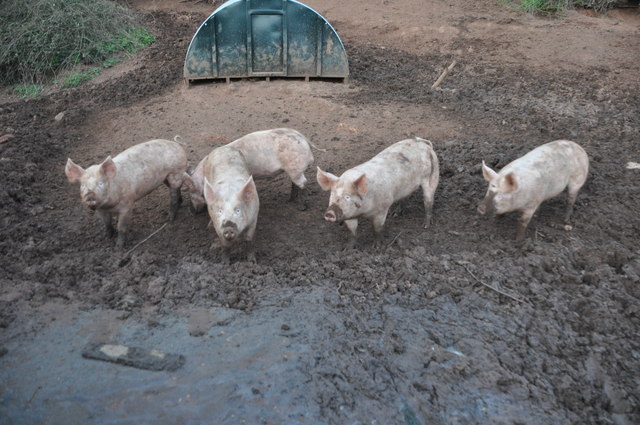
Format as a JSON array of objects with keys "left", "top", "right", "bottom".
[
  {"left": 324, "top": 204, "right": 343, "bottom": 223},
  {"left": 477, "top": 192, "right": 496, "bottom": 215},
  {"left": 221, "top": 220, "right": 239, "bottom": 241},
  {"left": 83, "top": 192, "right": 98, "bottom": 210}
]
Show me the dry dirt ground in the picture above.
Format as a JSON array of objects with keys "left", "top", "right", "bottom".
[{"left": 1, "top": 0, "right": 639, "bottom": 424}]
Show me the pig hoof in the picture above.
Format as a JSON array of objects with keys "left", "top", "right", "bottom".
[{"left": 343, "top": 241, "right": 357, "bottom": 251}]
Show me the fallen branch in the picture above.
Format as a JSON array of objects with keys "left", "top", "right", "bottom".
[
  {"left": 124, "top": 223, "right": 167, "bottom": 257},
  {"left": 431, "top": 60, "right": 457, "bottom": 90},
  {"left": 456, "top": 261, "right": 528, "bottom": 304}
]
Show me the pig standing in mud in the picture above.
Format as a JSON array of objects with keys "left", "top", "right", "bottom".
[
  {"left": 201, "top": 145, "right": 259, "bottom": 263},
  {"left": 477, "top": 140, "right": 589, "bottom": 242},
  {"left": 317, "top": 137, "right": 439, "bottom": 249},
  {"left": 65, "top": 139, "right": 187, "bottom": 249},
  {"left": 184, "top": 128, "right": 318, "bottom": 214}
]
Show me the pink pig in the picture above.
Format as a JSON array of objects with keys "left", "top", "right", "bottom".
[
  {"left": 185, "top": 128, "right": 318, "bottom": 214},
  {"left": 317, "top": 137, "right": 439, "bottom": 249},
  {"left": 201, "top": 145, "right": 260, "bottom": 263},
  {"left": 65, "top": 139, "right": 187, "bottom": 248},
  {"left": 477, "top": 140, "right": 589, "bottom": 241}
]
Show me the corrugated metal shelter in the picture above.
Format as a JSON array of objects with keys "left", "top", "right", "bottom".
[{"left": 184, "top": 0, "right": 349, "bottom": 82}]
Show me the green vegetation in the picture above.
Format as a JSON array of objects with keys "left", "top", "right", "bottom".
[
  {"left": 516, "top": 0, "right": 569, "bottom": 13},
  {"left": 61, "top": 67, "right": 102, "bottom": 88},
  {"left": 13, "top": 84, "right": 44, "bottom": 99},
  {"left": 0, "top": 0, "right": 155, "bottom": 89},
  {"left": 504, "top": 0, "right": 619, "bottom": 14},
  {"left": 102, "top": 58, "right": 121, "bottom": 68}
]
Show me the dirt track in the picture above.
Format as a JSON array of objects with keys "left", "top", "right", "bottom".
[{"left": 1, "top": 1, "right": 639, "bottom": 424}]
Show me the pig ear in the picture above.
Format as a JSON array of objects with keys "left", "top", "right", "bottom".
[
  {"left": 101, "top": 156, "right": 117, "bottom": 179},
  {"left": 502, "top": 172, "right": 518, "bottom": 193},
  {"left": 203, "top": 177, "right": 219, "bottom": 205},
  {"left": 482, "top": 160, "right": 498, "bottom": 182},
  {"left": 65, "top": 158, "right": 85, "bottom": 183},
  {"left": 316, "top": 167, "right": 338, "bottom": 191},
  {"left": 238, "top": 176, "right": 257, "bottom": 203},
  {"left": 353, "top": 174, "right": 368, "bottom": 197}
]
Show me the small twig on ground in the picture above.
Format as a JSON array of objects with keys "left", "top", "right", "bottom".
[
  {"left": 431, "top": 60, "right": 457, "bottom": 90},
  {"left": 124, "top": 223, "right": 167, "bottom": 257},
  {"left": 456, "top": 261, "right": 528, "bottom": 304},
  {"left": 387, "top": 231, "right": 404, "bottom": 248},
  {"left": 28, "top": 386, "right": 42, "bottom": 405}
]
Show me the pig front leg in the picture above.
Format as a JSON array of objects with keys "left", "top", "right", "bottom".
[
  {"left": 115, "top": 207, "right": 133, "bottom": 250},
  {"left": 243, "top": 221, "right": 258, "bottom": 263},
  {"left": 516, "top": 208, "right": 536, "bottom": 243},
  {"left": 243, "top": 241, "right": 256, "bottom": 263},
  {"left": 98, "top": 209, "right": 116, "bottom": 238},
  {"left": 372, "top": 211, "right": 389, "bottom": 251},
  {"left": 344, "top": 219, "right": 359, "bottom": 250}
]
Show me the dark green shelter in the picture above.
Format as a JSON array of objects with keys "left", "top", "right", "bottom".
[{"left": 184, "top": 0, "right": 349, "bottom": 82}]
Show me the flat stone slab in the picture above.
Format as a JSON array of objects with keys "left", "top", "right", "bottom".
[{"left": 82, "top": 342, "right": 185, "bottom": 372}]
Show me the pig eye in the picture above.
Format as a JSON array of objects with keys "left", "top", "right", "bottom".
[
  {"left": 344, "top": 195, "right": 351, "bottom": 201},
  {"left": 97, "top": 181, "right": 105, "bottom": 189},
  {"left": 217, "top": 209, "right": 223, "bottom": 216},
  {"left": 234, "top": 208, "right": 241, "bottom": 216}
]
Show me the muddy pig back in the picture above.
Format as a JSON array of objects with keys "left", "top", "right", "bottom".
[{"left": 228, "top": 128, "right": 314, "bottom": 179}]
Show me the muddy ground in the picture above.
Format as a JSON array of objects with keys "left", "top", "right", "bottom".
[{"left": 1, "top": 0, "right": 639, "bottom": 424}]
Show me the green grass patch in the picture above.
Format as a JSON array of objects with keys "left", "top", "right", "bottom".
[
  {"left": 0, "top": 0, "right": 154, "bottom": 86},
  {"left": 102, "top": 58, "right": 121, "bottom": 68},
  {"left": 517, "top": 0, "right": 568, "bottom": 13},
  {"left": 502, "top": 0, "right": 619, "bottom": 14},
  {"left": 13, "top": 84, "right": 44, "bottom": 98},
  {"left": 61, "top": 67, "right": 102, "bottom": 88}
]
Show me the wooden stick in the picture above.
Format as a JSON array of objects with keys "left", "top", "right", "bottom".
[
  {"left": 387, "top": 231, "right": 404, "bottom": 248},
  {"left": 124, "top": 223, "right": 167, "bottom": 257},
  {"left": 456, "top": 261, "right": 528, "bottom": 304},
  {"left": 431, "top": 60, "right": 457, "bottom": 90}
]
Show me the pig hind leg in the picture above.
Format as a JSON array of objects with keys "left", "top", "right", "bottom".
[
  {"left": 165, "top": 173, "right": 184, "bottom": 221},
  {"left": 287, "top": 172, "right": 308, "bottom": 211},
  {"left": 421, "top": 178, "right": 438, "bottom": 228}
]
